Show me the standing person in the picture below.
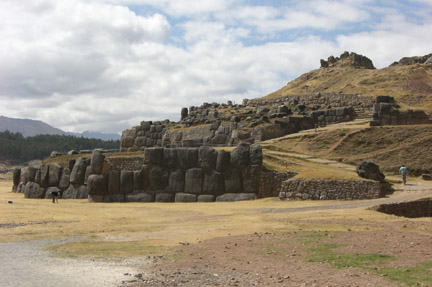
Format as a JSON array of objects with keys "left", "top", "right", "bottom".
[
  {"left": 399, "top": 165, "right": 408, "bottom": 185},
  {"left": 51, "top": 190, "right": 59, "bottom": 204}
]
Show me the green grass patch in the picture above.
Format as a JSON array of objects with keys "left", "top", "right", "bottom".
[
  {"left": 47, "top": 240, "right": 168, "bottom": 259},
  {"left": 374, "top": 262, "right": 432, "bottom": 286},
  {"left": 307, "top": 243, "right": 394, "bottom": 269}
]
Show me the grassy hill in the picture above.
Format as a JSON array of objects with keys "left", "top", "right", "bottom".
[{"left": 264, "top": 57, "right": 432, "bottom": 113}]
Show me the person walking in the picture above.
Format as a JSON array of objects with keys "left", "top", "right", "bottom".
[
  {"left": 51, "top": 190, "right": 59, "bottom": 204},
  {"left": 399, "top": 165, "right": 408, "bottom": 185}
]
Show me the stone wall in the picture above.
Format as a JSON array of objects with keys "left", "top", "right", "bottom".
[
  {"left": 258, "top": 170, "right": 297, "bottom": 198},
  {"left": 121, "top": 120, "right": 170, "bottom": 152},
  {"left": 371, "top": 102, "right": 431, "bottom": 126},
  {"left": 13, "top": 143, "right": 271, "bottom": 203},
  {"left": 376, "top": 198, "right": 432, "bottom": 218},
  {"left": 279, "top": 179, "right": 385, "bottom": 200}
]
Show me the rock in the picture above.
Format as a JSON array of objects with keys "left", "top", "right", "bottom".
[
  {"left": 177, "top": 148, "right": 198, "bottom": 169},
  {"left": 88, "top": 195, "right": 103, "bottom": 202},
  {"left": 216, "top": 150, "right": 231, "bottom": 172},
  {"left": 24, "top": 182, "right": 45, "bottom": 198},
  {"left": 163, "top": 148, "right": 179, "bottom": 168},
  {"left": 104, "top": 194, "right": 126, "bottom": 202},
  {"left": 70, "top": 158, "right": 87, "bottom": 185},
  {"left": 197, "top": 195, "right": 215, "bottom": 202},
  {"left": 356, "top": 160, "right": 385, "bottom": 182},
  {"left": 45, "top": 187, "right": 61, "bottom": 199},
  {"left": 216, "top": 193, "right": 257, "bottom": 202},
  {"left": 28, "top": 160, "right": 42, "bottom": 183},
  {"left": 199, "top": 146, "right": 217, "bottom": 169},
  {"left": 90, "top": 150, "right": 105, "bottom": 174},
  {"left": 249, "top": 144, "right": 263, "bottom": 165},
  {"left": 120, "top": 170, "right": 133, "bottom": 194},
  {"left": 126, "top": 193, "right": 153, "bottom": 202},
  {"left": 144, "top": 147, "right": 163, "bottom": 165},
  {"left": 148, "top": 166, "right": 169, "bottom": 190},
  {"left": 184, "top": 168, "right": 203, "bottom": 194},
  {"left": 175, "top": 193, "right": 197, "bottom": 202},
  {"left": 40, "top": 164, "right": 50, "bottom": 188},
  {"left": 87, "top": 174, "right": 108, "bottom": 195},
  {"left": 223, "top": 166, "right": 243, "bottom": 194},
  {"left": 169, "top": 169, "right": 185, "bottom": 193},
  {"left": 59, "top": 168, "right": 70, "bottom": 191},
  {"left": 133, "top": 170, "right": 144, "bottom": 191},
  {"left": 320, "top": 59, "right": 329, "bottom": 68},
  {"left": 231, "top": 142, "right": 250, "bottom": 167},
  {"left": 242, "top": 165, "right": 260, "bottom": 194},
  {"left": 155, "top": 193, "right": 175, "bottom": 202},
  {"left": 108, "top": 170, "right": 121, "bottom": 194},
  {"left": 202, "top": 169, "right": 225, "bottom": 196},
  {"left": 181, "top": 107, "right": 188, "bottom": 120},
  {"left": 421, "top": 174, "right": 432, "bottom": 180},
  {"left": 13, "top": 168, "right": 21, "bottom": 186},
  {"left": 84, "top": 166, "right": 91, "bottom": 185},
  {"left": 48, "top": 163, "right": 63, "bottom": 186},
  {"left": 62, "top": 185, "right": 87, "bottom": 199},
  {"left": 68, "top": 159, "right": 76, "bottom": 171},
  {"left": 68, "top": 150, "right": 79, "bottom": 155}
]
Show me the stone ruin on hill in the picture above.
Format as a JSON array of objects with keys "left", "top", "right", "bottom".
[
  {"left": 120, "top": 92, "right": 374, "bottom": 151},
  {"left": 13, "top": 144, "right": 297, "bottom": 202},
  {"left": 320, "top": 51, "right": 375, "bottom": 69}
]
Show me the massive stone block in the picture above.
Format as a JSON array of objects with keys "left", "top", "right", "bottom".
[
  {"left": 149, "top": 166, "right": 169, "bottom": 191},
  {"left": 216, "top": 193, "right": 257, "bottom": 202},
  {"left": 87, "top": 174, "right": 108, "bottom": 196},
  {"left": 231, "top": 142, "right": 250, "bottom": 167},
  {"left": 224, "top": 166, "right": 243, "bottom": 193},
  {"left": 202, "top": 169, "right": 225, "bottom": 196},
  {"left": 108, "top": 170, "right": 120, "bottom": 194},
  {"left": 144, "top": 147, "right": 163, "bottom": 165},
  {"left": 120, "top": 170, "right": 133, "bottom": 194},
  {"left": 28, "top": 160, "right": 42, "bottom": 183},
  {"left": 104, "top": 194, "right": 126, "bottom": 202},
  {"left": 242, "top": 165, "right": 261, "bottom": 194},
  {"left": 126, "top": 192, "right": 153, "bottom": 202},
  {"left": 24, "top": 182, "right": 45, "bottom": 199},
  {"left": 198, "top": 146, "right": 217, "bottom": 169},
  {"left": 184, "top": 168, "right": 203, "bottom": 194},
  {"left": 163, "top": 148, "right": 179, "bottom": 169},
  {"left": 155, "top": 193, "right": 175, "bottom": 202},
  {"left": 48, "top": 163, "right": 63, "bottom": 187},
  {"left": 197, "top": 195, "right": 215, "bottom": 202},
  {"left": 249, "top": 144, "right": 263, "bottom": 165},
  {"left": 59, "top": 168, "right": 70, "bottom": 191},
  {"left": 70, "top": 158, "right": 87, "bottom": 185},
  {"left": 90, "top": 150, "right": 105, "bottom": 174},
  {"left": 40, "top": 164, "right": 50, "bottom": 188},
  {"left": 133, "top": 170, "right": 144, "bottom": 191},
  {"left": 216, "top": 150, "right": 230, "bottom": 173},
  {"left": 68, "top": 159, "right": 76, "bottom": 171},
  {"left": 13, "top": 168, "right": 21, "bottom": 186},
  {"left": 177, "top": 148, "right": 198, "bottom": 169},
  {"left": 169, "top": 169, "right": 185, "bottom": 193},
  {"left": 175, "top": 193, "right": 197, "bottom": 202}
]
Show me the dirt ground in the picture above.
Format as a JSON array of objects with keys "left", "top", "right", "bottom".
[{"left": 1, "top": 180, "right": 431, "bottom": 287}]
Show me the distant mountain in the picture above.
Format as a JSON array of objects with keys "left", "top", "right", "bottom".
[{"left": 0, "top": 116, "right": 120, "bottom": 140}]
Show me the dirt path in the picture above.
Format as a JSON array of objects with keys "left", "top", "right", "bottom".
[{"left": 0, "top": 238, "right": 146, "bottom": 287}]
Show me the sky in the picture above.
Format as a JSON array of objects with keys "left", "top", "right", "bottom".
[{"left": 0, "top": 0, "right": 431, "bottom": 134}]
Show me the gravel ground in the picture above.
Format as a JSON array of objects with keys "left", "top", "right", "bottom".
[{"left": 0, "top": 238, "right": 146, "bottom": 287}]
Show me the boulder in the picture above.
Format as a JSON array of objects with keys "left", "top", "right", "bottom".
[
  {"left": 45, "top": 187, "right": 61, "bottom": 199},
  {"left": 231, "top": 142, "right": 250, "bottom": 167},
  {"left": 62, "top": 185, "right": 88, "bottom": 199},
  {"left": 223, "top": 166, "right": 243, "bottom": 193},
  {"left": 48, "top": 163, "right": 63, "bottom": 187},
  {"left": 59, "top": 168, "right": 70, "bottom": 191},
  {"left": 199, "top": 146, "right": 217, "bottom": 169},
  {"left": 39, "top": 164, "right": 49, "bottom": 188},
  {"left": 177, "top": 148, "right": 198, "bottom": 169},
  {"left": 104, "top": 194, "right": 126, "bottom": 202},
  {"left": 120, "top": 170, "right": 133, "bottom": 194},
  {"left": 356, "top": 160, "right": 385, "bottom": 182},
  {"left": 28, "top": 160, "right": 42, "bottom": 183},
  {"left": 249, "top": 144, "right": 263, "bottom": 165},
  {"left": 149, "top": 166, "right": 169, "bottom": 190},
  {"left": 70, "top": 158, "right": 87, "bottom": 185},
  {"left": 68, "top": 150, "right": 79, "bottom": 155},
  {"left": 197, "top": 195, "right": 215, "bottom": 202},
  {"left": 421, "top": 174, "right": 432, "bottom": 180},
  {"left": 13, "top": 168, "right": 21, "bottom": 186},
  {"left": 68, "top": 159, "right": 76, "bottom": 171},
  {"left": 108, "top": 170, "right": 121, "bottom": 194},
  {"left": 133, "top": 170, "right": 144, "bottom": 191},
  {"left": 155, "top": 193, "right": 175, "bottom": 202},
  {"left": 144, "top": 147, "right": 163, "bottom": 165},
  {"left": 175, "top": 193, "right": 197, "bottom": 203},
  {"left": 84, "top": 166, "right": 91, "bottom": 185},
  {"left": 216, "top": 193, "right": 257, "bottom": 202},
  {"left": 169, "top": 169, "right": 185, "bottom": 193},
  {"left": 24, "top": 182, "right": 45, "bottom": 198},
  {"left": 163, "top": 148, "right": 179, "bottom": 168},
  {"left": 126, "top": 192, "right": 153, "bottom": 202},
  {"left": 184, "top": 168, "right": 203, "bottom": 194},
  {"left": 34, "top": 170, "right": 41, "bottom": 185},
  {"left": 87, "top": 174, "right": 108, "bottom": 195},
  {"left": 90, "top": 150, "right": 105, "bottom": 174},
  {"left": 216, "top": 150, "right": 231, "bottom": 172},
  {"left": 202, "top": 169, "right": 225, "bottom": 196}
]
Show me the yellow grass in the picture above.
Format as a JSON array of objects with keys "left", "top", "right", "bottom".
[{"left": 1, "top": 179, "right": 425, "bottom": 259}]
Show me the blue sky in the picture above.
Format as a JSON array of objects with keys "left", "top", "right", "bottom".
[{"left": 0, "top": 0, "right": 431, "bottom": 133}]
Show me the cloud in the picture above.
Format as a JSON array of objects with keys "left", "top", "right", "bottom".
[{"left": 0, "top": 0, "right": 431, "bottom": 134}]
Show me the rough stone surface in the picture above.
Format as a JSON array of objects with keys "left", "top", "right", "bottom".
[
  {"left": 184, "top": 168, "right": 203, "bottom": 194},
  {"left": 197, "top": 195, "right": 215, "bottom": 202},
  {"left": 87, "top": 174, "right": 108, "bottom": 196},
  {"left": 126, "top": 192, "right": 153, "bottom": 202},
  {"left": 59, "top": 168, "right": 70, "bottom": 191},
  {"left": 202, "top": 170, "right": 225, "bottom": 196},
  {"left": 48, "top": 163, "right": 63, "bottom": 187},
  {"left": 356, "top": 160, "right": 385, "bottom": 182},
  {"left": 70, "top": 158, "right": 87, "bottom": 185},
  {"left": 108, "top": 170, "right": 120, "bottom": 194},
  {"left": 24, "top": 182, "right": 45, "bottom": 199},
  {"left": 216, "top": 193, "right": 257, "bottom": 201},
  {"left": 155, "top": 193, "right": 175, "bottom": 202},
  {"left": 90, "top": 150, "right": 105, "bottom": 174},
  {"left": 199, "top": 146, "right": 217, "bottom": 169},
  {"left": 120, "top": 170, "right": 133, "bottom": 195},
  {"left": 231, "top": 143, "right": 250, "bottom": 167},
  {"left": 175, "top": 193, "right": 197, "bottom": 202}
]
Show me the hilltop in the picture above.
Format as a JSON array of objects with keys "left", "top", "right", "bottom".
[{"left": 265, "top": 52, "right": 432, "bottom": 113}]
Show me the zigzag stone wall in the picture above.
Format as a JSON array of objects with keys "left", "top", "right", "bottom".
[{"left": 13, "top": 143, "right": 278, "bottom": 203}]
